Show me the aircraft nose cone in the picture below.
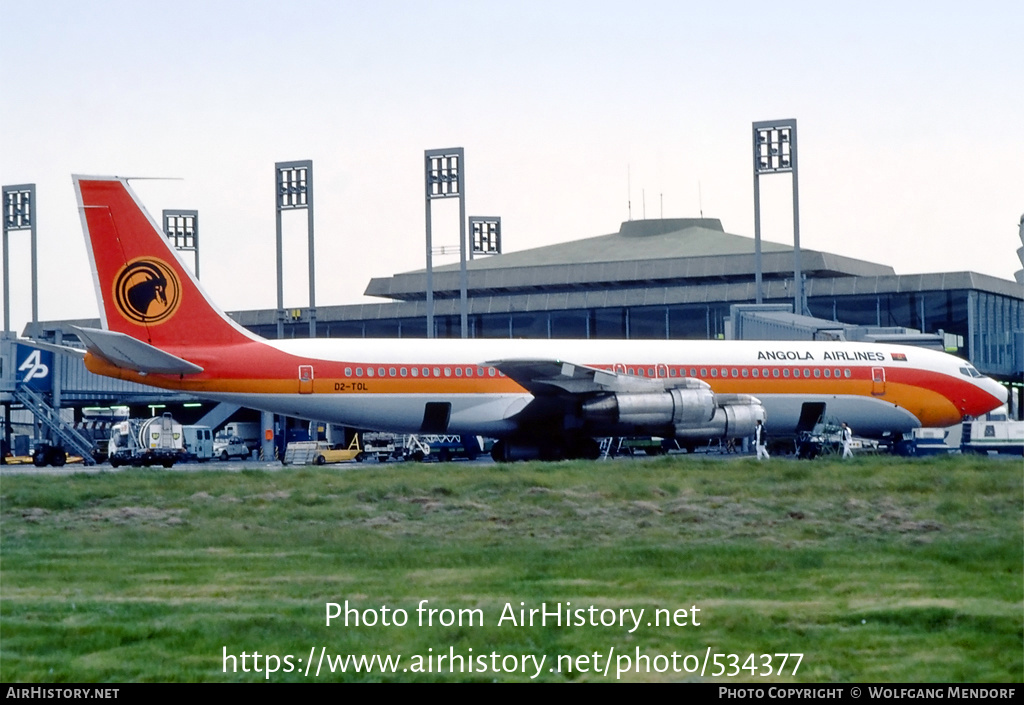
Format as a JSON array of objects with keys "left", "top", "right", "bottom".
[
  {"left": 975, "top": 376, "right": 1009, "bottom": 416},
  {"left": 990, "top": 378, "right": 1009, "bottom": 405},
  {"left": 962, "top": 376, "right": 1009, "bottom": 420}
]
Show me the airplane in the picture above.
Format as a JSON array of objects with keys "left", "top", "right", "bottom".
[{"left": 68, "top": 175, "right": 1008, "bottom": 461}]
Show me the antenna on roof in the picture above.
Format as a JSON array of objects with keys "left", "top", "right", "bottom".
[{"left": 698, "top": 181, "right": 704, "bottom": 219}]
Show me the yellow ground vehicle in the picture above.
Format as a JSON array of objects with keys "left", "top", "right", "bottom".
[{"left": 283, "top": 436, "right": 364, "bottom": 465}]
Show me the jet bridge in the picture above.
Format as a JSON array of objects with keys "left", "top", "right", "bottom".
[{"left": 727, "top": 303, "right": 944, "bottom": 349}]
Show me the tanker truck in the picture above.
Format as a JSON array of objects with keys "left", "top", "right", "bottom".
[{"left": 108, "top": 413, "right": 186, "bottom": 468}]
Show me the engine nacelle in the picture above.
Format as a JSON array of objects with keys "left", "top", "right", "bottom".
[
  {"left": 580, "top": 387, "right": 765, "bottom": 440},
  {"left": 674, "top": 395, "right": 766, "bottom": 439},
  {"left": 580, "top": 387, "right": 715, "bottom": 434}
]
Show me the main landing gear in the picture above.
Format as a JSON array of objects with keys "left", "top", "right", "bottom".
[{"left": 490, "top": 437, "right": 601, "bottom": 462}]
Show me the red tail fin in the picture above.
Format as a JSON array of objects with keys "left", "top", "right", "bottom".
[{"left": 74, "top": 176, "right": 254, "bottom": 350}]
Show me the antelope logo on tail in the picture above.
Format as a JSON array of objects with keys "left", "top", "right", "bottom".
[{"left": 112, "top": 257, "right": 181, "bottom": 325}]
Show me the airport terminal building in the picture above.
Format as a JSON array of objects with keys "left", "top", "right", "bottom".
[{"left": 229, "top": 217, "right": 1022, "bottom": 384}]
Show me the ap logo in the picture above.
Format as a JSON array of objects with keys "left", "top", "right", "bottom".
[{"left": 16, "top": 346, "right": 52, "bottom": 389}]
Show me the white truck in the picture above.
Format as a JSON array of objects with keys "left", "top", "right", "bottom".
[
  {"left": 961, "top": 409, "right": 1024, "bottom": 456},
  {"left": 221, "top": 421, "right": 261, "bottom": 452},
  {"left": 108, "top": 413, "right": 186, "bottom": 468},
  {"left": 182, "top": 425, "right": 214, "bottom": 461}
]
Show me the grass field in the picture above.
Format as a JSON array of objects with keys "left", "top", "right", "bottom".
[{"left": 1, "top": 454, "right": 1021, "bottom": 682}]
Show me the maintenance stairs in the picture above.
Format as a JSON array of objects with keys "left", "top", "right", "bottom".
[
  {"left": 11, "top": 385, "right": 97, "bottom": 465},
  {"left": 598, "top": 437, "right": 620, "bottom": 459}
]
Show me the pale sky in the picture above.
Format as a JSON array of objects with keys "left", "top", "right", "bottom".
[{"left": 2, "top": 0, "right": 1022, "bottom": 335}]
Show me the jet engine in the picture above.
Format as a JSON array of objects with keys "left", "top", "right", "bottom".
[
  {"left": 672, "top": 394, "right": 765, "bottom": 439},
  {"left": 580, "top": 385, "right": 765, "bottom": 440}
]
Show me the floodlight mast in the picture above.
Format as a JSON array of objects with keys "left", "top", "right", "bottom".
[
  {"left": 424, "top": 148, "right": 468, "bottom": 338},
  {"left": 162, "top": 210, "right": 199, "bottom": 279},
  {"left": 752, "top": 119, "right": 804, "bottom": 313},
  {"left": 2, "top": 184, "right": 37, "bottom": 334},
  {"left": 469, "top": 217, "right": 501, "bottom": 259},
  {"left": 275, "top": 160, "right": 316, "bottom": 338}
]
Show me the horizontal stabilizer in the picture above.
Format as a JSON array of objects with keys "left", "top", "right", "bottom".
[
  {"left": 71, "top": 326, "right": 204, "bottom": 375},
  {"left": 15, "top": 338, "right": 86, "bottom": 359}
]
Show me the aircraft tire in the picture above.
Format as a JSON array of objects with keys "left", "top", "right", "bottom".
[
  {"left": 462, "top": 435, "right": 481, "bottom": 460},
  {"left": 490, "top": 441, "right": 506, "bottom": 463},
  {"left": 570, "top": 437, "right": 601, "bottom": 461}
]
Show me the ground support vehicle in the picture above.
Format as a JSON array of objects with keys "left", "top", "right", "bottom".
[
  {"left": 362, "top": 432, "right": 403, "bottom": 462},
  {"left": 70, "top": 408, "right": 130, "bottom": 464},
  {"left": 69, "top": 422, "right": 114, "bottom": 464},
  {"left": 892, "top": 428, "right": 957, "bottom": 457},
  {"left": 283, "top": 436, "right": 364, "bottom": 465},
  {"left": 213, "top": 435, "right": 250, "bottom": 461},
  {"left": 795, "top": 420, "right": 879, "bottom": 459},
  {"left": 615, "top": 437, "right": 674, "bottom": 456},
  {"left": 183, "top": 425, "right": 214, "bottom": 461},
  {"left": 31, "top": 443, "right": 69, "bottom": 467},
  {"left": 961, "top": 411, "right": 1024, "bottom": 455},
  {"left": 401, "top": 435, "right": 432, "bottom": 462},
  {"left": 108, "top": 413, "right": 186, "bottom": 468},
  {"left": 401, "top": 435, "right": 483, "bottom": 462}
]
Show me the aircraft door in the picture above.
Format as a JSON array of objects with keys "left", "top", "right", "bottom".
[
  {"left": 421, "top": 402, "right": 451, "bottom": 433},
  {"left": 299, "top": 365, "right": 314, "bottom": 394},
  {"left": 657, "top": 364, "right": 668, "bottom": 378},
  {"left": 871, "top": 367, "right": 886, "bottom": 396},
  {"left": 614, "top": 363, "right": 626, "bottom": 375},
  {"left": 796, "top": 402, "right": 826, "bottom": 433}
]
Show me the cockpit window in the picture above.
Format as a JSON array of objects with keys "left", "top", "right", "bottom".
[{"left": 959, "top": 365, "right": 983, "bottom": 378}]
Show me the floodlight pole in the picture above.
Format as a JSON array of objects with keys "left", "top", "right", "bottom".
[
  {"left": 752, "top": 160, "right": 763, "bottom": 305},
  {"left": 424, "top": 148, "right": 467, "bottom": 338},
  {"left": 752, "top": 119, "right": 804, "bottom": 314},
  {"left": 791, "top": 129, "right": 803, "bottom": 314},
  {"left": 163, "top": 210, "right": 200, "bottom": 279},
  {"left": 2, "top": 184, "right": 37, "bottom": 333},
  {"left": 275, "top": 161, "right": 316, "bottom": 338}
]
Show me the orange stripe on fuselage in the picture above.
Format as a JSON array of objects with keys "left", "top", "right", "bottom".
[
  {"left": 83, "top": 353, "right": 526, "bottom": 394},
  {"left": 86, "top": 343, "right": 986, "bottom": 429}
]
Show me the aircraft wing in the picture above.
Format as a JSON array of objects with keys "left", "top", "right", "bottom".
[
  {"left": 487, "top": 358, "right": 665, "bottom": 396},
  {"left": 485, "top": 358, "right": 748, "bottom": 444},
  {"left": 71, "top": 326, "right": 204, "bottom": 375}
]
